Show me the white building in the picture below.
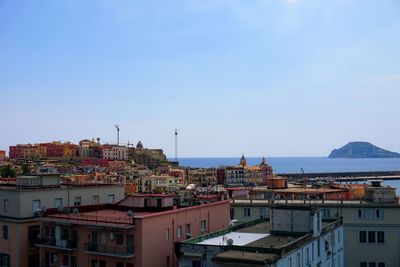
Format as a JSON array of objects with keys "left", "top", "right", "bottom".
[
  {"left": 230, "top": 181, "right": 398, "bottom": 267},
  {"left": 177, "top": 206, "right": 343, "bottom": 267}
]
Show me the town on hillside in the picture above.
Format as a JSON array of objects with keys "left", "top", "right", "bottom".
[{"left": 0, "top": 140, "right": 398, "bottom": 267}]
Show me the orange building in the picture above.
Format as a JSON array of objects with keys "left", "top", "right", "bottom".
[{"left": 0, "top": 150, "right": 5, "bottom": 161}]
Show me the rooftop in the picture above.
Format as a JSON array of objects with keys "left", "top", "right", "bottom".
[{"left": 181, "top": 216, "right": 342, "bottom": 264}]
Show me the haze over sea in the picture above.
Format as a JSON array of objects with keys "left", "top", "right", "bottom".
[{"left": 176, "top": 157, "right": 400, "bottom": 194}]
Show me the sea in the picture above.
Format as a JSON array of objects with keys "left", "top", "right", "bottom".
[{"left": 174, "top": 157, "right": 400, "bottom": 194}]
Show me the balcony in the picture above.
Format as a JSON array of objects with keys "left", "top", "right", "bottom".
[
  {"left": 36, "top": 236, "right": 77, "bottom": 251},
  {"left": 84, "top": 243, "right": 135, "bottom": 258}
]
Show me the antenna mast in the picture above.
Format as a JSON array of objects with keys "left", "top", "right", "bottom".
[
  {"left": 115, "top": 124, "right": 120, "bottom": 145},
  {"left": 175, "top": 128, "right": 178, "bottom": 162}
]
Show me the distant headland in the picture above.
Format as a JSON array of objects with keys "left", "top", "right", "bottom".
[{"left": 329, "top": 141, "right": 400, "bottom": 158}]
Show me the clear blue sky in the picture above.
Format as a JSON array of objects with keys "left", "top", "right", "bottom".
[{"left": 1, "top": 0, "right": 400, "bottom": 157}]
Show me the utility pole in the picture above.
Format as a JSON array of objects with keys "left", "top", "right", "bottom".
[
  {"left": 175, "top": 129, "right": 178, "bottom": 162},
  {"left": 115, "top": 124, "right": 120, "bottom": 145}
]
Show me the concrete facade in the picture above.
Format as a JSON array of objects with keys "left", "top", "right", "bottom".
[
  {"left": 178, "top": 207, "right": 343, "bottom": 267},
  {"left": 0, "top": 175, "right": 125, "bottom": 267},
  {"left": 231, "top": 198, "right": 400, "bottom": 267}
]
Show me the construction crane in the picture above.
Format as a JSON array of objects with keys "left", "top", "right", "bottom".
[{"left": 115, "top": 124, "right": 120, "bottom": 146}]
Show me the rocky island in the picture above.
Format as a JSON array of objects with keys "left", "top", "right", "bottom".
[{"left": 329, "top": 141, "right": 400, "bottom": 158}]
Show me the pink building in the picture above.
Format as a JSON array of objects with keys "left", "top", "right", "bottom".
[{"left": 37, "top": 195, "right": 230, "bottom": 267}]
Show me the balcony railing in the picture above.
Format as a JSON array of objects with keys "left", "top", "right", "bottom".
[
  {"left": 84, "top": 243, "right": 135, "bottom": 258},
  {"left": 36, "top": 236, "right": 77, "bottom": 250}
]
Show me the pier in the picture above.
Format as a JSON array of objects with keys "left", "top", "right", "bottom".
[{"left": 277, "top": 171, "right": 400, "bottom": 182}]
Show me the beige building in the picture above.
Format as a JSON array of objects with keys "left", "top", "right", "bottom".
[
  {"left": 102, "top": 145, "right": 129, "bottom": 161},
  {"left": 230, "top": 182, "right": 399, "bottom": 267},
  {"left": 0, "top": 174, "right": 124, "bottom": 267},
  {"left": 136, "top": 175, "right": 180, "bottom": 194},
  {"left": 187, "top": 168, "right": 217, "bottom": 186}
]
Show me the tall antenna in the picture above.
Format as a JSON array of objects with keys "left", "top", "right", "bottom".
[
  {"left": 115, "top": 124, "right": 120, "bottom": 145},
  {"left": 175, "top": 128, "right": 178, "bottom": 162}
]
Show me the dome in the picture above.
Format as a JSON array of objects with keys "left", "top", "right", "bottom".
[{"left": 136, "top": 141, "right": 144, "bottom": 149}]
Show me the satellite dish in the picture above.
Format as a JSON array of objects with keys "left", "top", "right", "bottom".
[
  {"left": 227, "top": 239, "right": 234, "bottom": 246},
  {"left": 127, "top": 210, "right": 134, "bottom": 217},
  {"left": 72, "top": 208, "right": 79, "bottom": 215}
]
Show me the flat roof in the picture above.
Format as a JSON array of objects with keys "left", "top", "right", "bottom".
[{"left": 198, "top": 232, "right": 269, "bottom": 246}]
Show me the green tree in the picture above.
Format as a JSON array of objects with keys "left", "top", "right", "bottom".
[
  {"left": 22, "top": 164, "right": 30, "bottom": 175},
  {"left": 0, "top": 166, "right": 16, "bottom": 178}
]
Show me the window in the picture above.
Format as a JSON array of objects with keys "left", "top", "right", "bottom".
[
  {"left": 73, "top": 196, "right": 81, "bottom": 206},
  {"left": 116, "top": 263, "right": 124, "bottom": 267},
  {"left": 359, "top": 209, "right": 383, "bottom": 220},
  {"left": 116, "top": 234, "right": 124, "bottom": 245},
  {"left": 377, "top": 231, "right": 385, "bottom": 243},
  {"left": 186, "top": 224, "right": 191, "bottom": 238},
  {"left": 192, "top": 260, "right": 201, "bottom": 267},
  {"left": 3, "top": 200, "right": 8, "bottom": 213},
  {"left": 244, "top": 208, "right": 251, "bottom": 217},
  {"left": 317, "top": 239, "right": 320, "bottom": 257},
  {"left": 259, "top": 207, "right": 266, "bottom": 218},
  {"left": 166, "top": 256, "right": 170, "bottom": 267},
  {"left": 70, "top": 256, "right": 77, "bottom": 267},
  {"left": 32, "top": 199, "right": 41, "bottom": 212},
  {"left": 360, "top": 263, "right": 367, "bottom": 267},
  {"left": 99, "top": 260, "right": 106, "bottom": 267},
  {"left": 55, "top": 198, "right": 62, "bottom": 209},
  {"left": 200, "top": 220, "right": 206, "bottom": 232},
  {"left": 369, "top": 263, "right": 376, "bottom": 267},
  {"left": 376, "top": 209, "right": 381, "bottom": 218},
  {"left": 92, "top": 195, "right": 100, "bottom": 205},
  {"left": 378, "top": 263, "right": 385, "bottom": 267},
  {"left": 368, "top": 231, "right": 376, "bottom": 243},
  {"left": 107, "top": 194, "right": 115, "bottom": 203},
  {"left": 177, "top": 226, "right": 182, "bottom": 238},
  {"left": 166, "top": 229, "right": 170, "bottom": 240},
  {"left": 0, "top": 254, "right": 10, "bottom": 267},
  {"left": 359, "top": 231, "right": 367, "bottom": 243},
  {"left": 296, "top": 253, "right": 300, "bottom": 267},
  {"left": 2, "top": 225, "right": 8, "bottom": 240}
]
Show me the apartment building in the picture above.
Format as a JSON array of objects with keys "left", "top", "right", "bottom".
[
  {"left": 36, "top": 195, "right": 230, "bottom": 267},
  {"left": 222, "top": 156, "right": 273, "bottom": 186},
  {"left": 9, "top": 142, "right": 77, "bottom": 159},
  {"left": 177, "top": 206, "right": 343, "bottom": 267},
  {"left": 102, "top": 146, "right": 129, "bottom": 161},
  {"left": 230, "top": 181, "right": 398, "bottom": 267},
  {"left": 0, "top": 174, "right": 124, "bottom": 267},
  {"left": 136, "top": 175, "right": 180, "bottom": 194},
  {"left": 186, "top": 168, "right": 217, "bottom": 186},
  {"left": 0, "top": 151, "right": 5, "bottom": 161}
]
